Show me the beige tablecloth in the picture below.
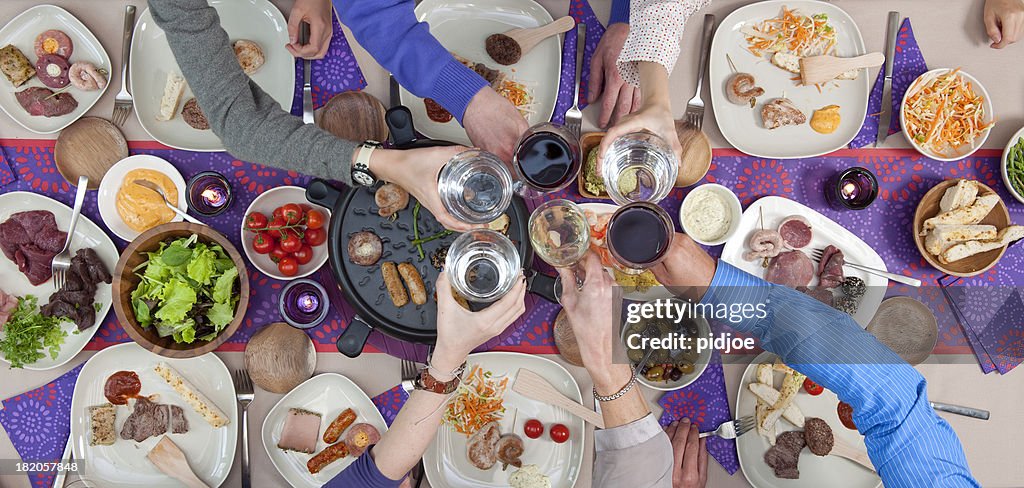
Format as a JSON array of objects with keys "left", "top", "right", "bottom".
[{"left": 1, "top": 0, "right": 1023, "bottom": 487}]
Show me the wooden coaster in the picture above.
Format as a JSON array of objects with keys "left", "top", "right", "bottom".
[
  {"left": 867, "top": 297, "right": 937, "bottom": 365},
  {"left": 54, "top": 117, "right": 128, "bottom": 190},
  {"left": 244, "top": 322, "right": 317, "bottom": 393},
  {"left": 553, "top": 309, "right": 584, "bottom": 367},
  {"left": 675, "top": 120, "right": 712, "bottom": 187},
  {"left": 317, "top": 91, "right": 389, "bottom": 143}
]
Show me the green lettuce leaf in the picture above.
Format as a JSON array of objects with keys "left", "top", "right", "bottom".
[
  {"left": 206, "top": 302, "right": 235, "bottom": 328},
  {"left": 212, "top": 266, "right": 239, "bottom": 304},
  {"left": 187, "top": 247, "right": 216, "bottom": 285},
  {"left": 154, "top": 279, "right": 197, "bottom": 324}
]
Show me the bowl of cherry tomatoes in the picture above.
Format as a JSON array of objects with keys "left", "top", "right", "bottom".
[{"left": 240, "top": 186, "right": 331, "bottom": 280}]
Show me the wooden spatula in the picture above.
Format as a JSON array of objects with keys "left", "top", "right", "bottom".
[
  {"left": 513, "top": 368, "right": 605, "bottom": 429},
  {"left": 799, "top": 53, "right": 885, "bottom": 85},
  {"left": 829, "top": 438, "right": 876, "bottom": 472},
  {"left": 147, "top": 436, "right": 210, "bottom": 488},
  {"left": 488, "top": 16, "right": 576, "bottom": 65}
]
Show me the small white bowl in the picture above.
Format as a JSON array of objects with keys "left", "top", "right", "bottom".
[
  {"left": 96, "top": 155, "right": 187, "bottom": 242},
  {"left": 1000, "top": 125, "right": 1024, "bottom": 205},
  {"left": 240, "top": 186, "right": 331, "bottom": 280},
  {"left": 621, "top": 300, "right": 712, "bottom": 392},
  {"left": 679, "top": 183, "right": 742, "bottom": 247},
  {"left": 900, "top": 68, "right": 993, "bottom": 162}
]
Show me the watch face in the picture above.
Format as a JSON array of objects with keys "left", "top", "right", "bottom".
[{"left": 353, "top": 172, "right": 374, "bottom": 186}]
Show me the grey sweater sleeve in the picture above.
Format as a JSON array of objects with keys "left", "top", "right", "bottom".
[{"left": 147, "top": 0, "right": 356, "bottom": 186}]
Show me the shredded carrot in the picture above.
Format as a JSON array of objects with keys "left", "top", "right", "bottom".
[
  {"left": 743, "top": 6, "right": 837, "bottom": 58},
  {"left": 443, "top": 365, "right": 508, "bottom": 436},
  {"left": 903, "top": 68, "right": 995, "bottom": 158}
]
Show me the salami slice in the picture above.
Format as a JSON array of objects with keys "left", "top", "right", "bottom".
[{"left": 34, "top": 30, "right": 73, "bottom": 58}]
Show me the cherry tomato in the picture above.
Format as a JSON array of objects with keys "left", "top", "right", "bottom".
[
  {"left": 269, "top": 247, "right": 288, "bottom": 264},
  {"left": 803, "top": 377, "right": 824, "bottom": 396},
  {"left": 272, "top": 206, "right": 285, "bottom": 221},
  {"left": 305, "top": 209, "right": 325, "bottom": 229},
  {"left": 305, "top": 227, "right": 327, "bottom": 246},
  {"left": 282, "top": 203, "right": 303, "bottom": 225},
  {"left": 268, "top": 217, "right": 288, "bottom": 238},
  {"left": 252, "top": 232, "right": 274, "bottom": 254},
  {"left": 279, "top": 231, "right": 303, "bottom": 253},
  {"left": 549, "top": 424, "right": 569, "bottom": 443},
  {"left": 292, "top": 245, "right": 314, "bottom": 265},
  {"left": 245, "top": 212, "right": 268, "bottom": 232},
  {"left": 837, "top": 402, "right": 857, "bottom": 430},
  {"left": 278, "top": 256, "right": 299, "bottom": 277},
  {"left": 299, "top": 203, "right": 313, "bottom": 212},
  {"left": 523, "top": 419, "right": 544, "bottom": 439}
]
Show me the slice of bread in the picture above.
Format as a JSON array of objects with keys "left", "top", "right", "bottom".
[
  {"left": 156, "top": 72, "right": 186, "bottom": 122},
  {"left": 925, "top": 224, "right": 997, "bottom": 255},
  {"left": 88, "top": 403, "right": 117, "bottom": 446},
  {"left": 154, "top": 362, "right": 229, "bottom": 428}
]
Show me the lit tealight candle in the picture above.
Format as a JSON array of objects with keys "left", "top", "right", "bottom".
[
  {"left": 827, "top": 167, "right": 878, "bottom": 211},
  {"left": 279, "top": 279, "right": 330, "bottom": 329},
  {"left": 186, "top": 171, "right": 233, "bottom": 217}
]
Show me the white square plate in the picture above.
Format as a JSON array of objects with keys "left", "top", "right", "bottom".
[
  {"left": 0, "top": 5, "right": 111, "bottom": 134},
  {"left": 709, "top": 1, "right": 869, "bottom": 158}
]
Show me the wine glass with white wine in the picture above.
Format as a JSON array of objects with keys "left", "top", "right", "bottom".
[{"left": 528, "top": 199, "right": 590, "bottom": 297}]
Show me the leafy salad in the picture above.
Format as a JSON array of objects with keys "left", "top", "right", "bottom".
[
  {"left": 131, "top": 235, "right": 240, "bottom": 344},
  {"left": 0, "top": 295, "right": 68, "bottom": 368}
]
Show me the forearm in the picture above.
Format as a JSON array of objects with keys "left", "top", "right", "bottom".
[
  {"left": 592, "top": 364, "right": 649, "bottom": 428},
  {"left": 593, "top": 414, "right": 673, "bottom": 487},
  {"left": 616, "top": 0, "right": 710, "bottom": 86},
  {"left": 148, "top": 0, "right": 356, "bottom": 185},
  {"left": 334, "top": 0, "right": 487, "bottom": 121},
  {"left": 369, "top": 390, "right": 449, "bottom": 480},
  {"left": 636, "top": 62, "right": 671, "bottom": 109}
]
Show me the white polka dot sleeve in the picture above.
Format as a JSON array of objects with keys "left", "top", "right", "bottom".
[{"left": 615, "top": 0, "right": 711, "bottom": 87}]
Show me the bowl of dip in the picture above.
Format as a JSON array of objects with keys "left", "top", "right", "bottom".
[
  {"left": 98, "top": 155, "right": 187, "bottom": 242},
  {"left": 679, "top": 183, "right": 741, "bottom": 247}
]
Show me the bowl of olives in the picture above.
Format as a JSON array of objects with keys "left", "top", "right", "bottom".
[{"left": 620, "top": 298, "right": 712, "bottom": 391}]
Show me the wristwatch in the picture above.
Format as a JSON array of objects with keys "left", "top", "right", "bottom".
[
  {"left": 414, "top": 362, "right": 466, "bottom": 395},
  {"left": 352, "top": 140, "right": 382, "bottom": 187}
]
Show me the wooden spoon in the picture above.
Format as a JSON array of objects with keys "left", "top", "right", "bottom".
[
  {"left": 513, "top": 368, "right": 605, "bottom": 428},
  {"left": 147, "top": 436, "right": 210, "bottom": 488},
  {"left": 828, "top": 438, "right": 876, "bottom": 472},
  {"left": 799, "top": 53, "right": 884, "bottom": 86},
  {"left": 486, "top": 16, "right": 576, "bottom": 65}
]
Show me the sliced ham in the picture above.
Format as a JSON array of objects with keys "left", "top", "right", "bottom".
[
  {"left": 778, "top": 216, "right": 812, "bottom": 249},
  {"left": 765, "top": 251, "right": 814, "bottom": 288}
]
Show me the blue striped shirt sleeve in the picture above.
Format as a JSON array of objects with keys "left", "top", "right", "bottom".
[{"left": 700, "top": 262, "right": 979, "bottom": 488}]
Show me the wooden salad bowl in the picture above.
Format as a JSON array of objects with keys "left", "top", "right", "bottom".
[
  {"left": 913, "top": 179, "right": 1010, "bottom": 278},
  {"left": 112, "top": 222, "right": 250, "bottom": 358}
]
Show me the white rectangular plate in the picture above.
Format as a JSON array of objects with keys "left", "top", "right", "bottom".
[{"left": 709, "top": 0, "right": 869, "bottom": 158}]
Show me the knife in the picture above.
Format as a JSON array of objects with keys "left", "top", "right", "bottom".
[
  {"left": 875, "top": 11, "right": 900, "bottom": 147},
  {"left": 300, "top": 22, "right": 314, "bottom": 125}
]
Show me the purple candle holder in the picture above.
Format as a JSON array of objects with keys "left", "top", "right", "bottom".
[
  {"left": 186, "top": 171, "right": 233, "bottom": 216},
  {"left": 826, "top": 167, "right": 878, "bottom": 210},
  {"left": 279, "top": 279, "right": 330, "bottom": 329}
]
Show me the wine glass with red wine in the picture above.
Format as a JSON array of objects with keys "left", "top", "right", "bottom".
[
  {"left": 605, "top": 202, "right": 675, "bottom": 274},
  {"left": 512, "top": 123, "right": 582, "bottom": 197},
  {"left": 528, "top": 199, "right": 590, "bottom": 294}
]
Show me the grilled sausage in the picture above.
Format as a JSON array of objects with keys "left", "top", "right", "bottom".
[
  {"left": 381, "top": 262, "right": 409, "bottom": 307},
  {"left": 397, "top": 262, "right": 427, "bottom": 305},
  {"left": 323, "top": 408, "right": 357, "bottom": 444},
  {"left": 307, "top": 442, "right": 350, "bottom": 474}
]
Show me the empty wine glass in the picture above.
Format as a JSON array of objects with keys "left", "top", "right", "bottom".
[
  {"left": 437, "top": 150, "right": 513, "bottom": 224},
  {"left": 528, "top": 199, "right": 590, "bottom": 292},
  {"left": 512, "top": 123, "right": 582, "bottom": 197},
  {"left": 445, "top": 229, "right": 521, "bottom": 303},
  {"left": 601, "top": 131, "right": 679, "bottom": 205}
]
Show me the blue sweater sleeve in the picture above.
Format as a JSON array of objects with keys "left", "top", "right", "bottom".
[
  {"left": 333, "top": 0, "right": 488, "bottom": 122},
  {"left": 322, "top": 446, "right": 403, "bottom": 487},
  {"left": 609, "top": 0, "right": 631, "bottom": 24},
  {"left": 700, "top": 262, "right": 979, "bottom": 488}
]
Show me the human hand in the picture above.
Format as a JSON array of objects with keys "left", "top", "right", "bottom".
[
  {"left": 588, "top": 23, "right": 641, "bottom": 128},
  {"left": 597, "top": 103, "right": 682, "bottom": 171},
  {"left": 665, "top": 418, "right": 708, "bottom": 488},
  {"left": 463, "top": 88, "right": 530, "bottom": 163},
  {"left": 650, "top": 233, "right": 716, "bottom": 300},
  {"left": 369, "top": 146, "right": 476, "bottom": 232},
  {"left": 432, "top": 271, "right": 527, "bottom": 371},
  {"left": 286, "top": 0, "right": 333, "bottom": 59},
  {"left": 985, "top": 0, "right": 1024, "bottom": 48}
]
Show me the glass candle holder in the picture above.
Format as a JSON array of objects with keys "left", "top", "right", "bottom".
[
  {"left": 601, "top": 131, "right": 679, "bottom": 205},
  {"left": 278, "top": 279, "right": 330, "bottom": 329},
  {"left": 826, "top": 167, "right": 878, "bottom": 210},
  {"left": 511, "top": 122, "right": 582, "bottom": 197},
  {"left": 445, "top": 229, "right": 521, "bottom": 303},
  {"left": 186, "top": 171, "right": 233, "bottom": 216},
  {"left": 438, "top": 150, "right": 514, "bottom": 224}
]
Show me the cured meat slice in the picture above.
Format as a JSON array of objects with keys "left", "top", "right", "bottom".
[
  {"left": 15, "top": 86, "right": 78, "bottom": 117},
  {"left": 816, "top": 245, "right": 845, "bottom": 289},
  {"left": 777, "top": 216, "right": 812, "bottom": 249},
  {"left": 765, "top": 251, "right": 814, "bottom": 288}
]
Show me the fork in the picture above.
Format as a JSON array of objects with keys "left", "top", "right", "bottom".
[
  {"left": 699, "top": 415, "right": 755, "bottom": 439},
  {"left": 809, "top": 248, "right": 922, "bottom": 287},
  {"left": 562, "top": 22, "right": 585, "bottom": 140},
  {"left": 233, "top": 369, "right": 255, "bottom": 488},
  {"left": 683, "top": 14, "right": 716, "bottom": 131},
  {"left": 52, "top": 176, "right": 88, "bottom": 290},
  {"left": 112, "top": 5, "right": 136, "bottom": 127}
]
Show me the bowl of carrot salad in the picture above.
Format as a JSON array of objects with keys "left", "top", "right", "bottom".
[{"left": 901, "top": 68, "right": 995, "bottom": 161}]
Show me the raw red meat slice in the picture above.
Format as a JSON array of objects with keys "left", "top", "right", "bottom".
[
  {"left": 817, "top": 245, "right": 845, "bottom": 288},
  {"left": 765, "top": 251, "right": 814, "bottom": 288},
  {"left": 778, "top": 216, "right": 812, "bottom": 249}
]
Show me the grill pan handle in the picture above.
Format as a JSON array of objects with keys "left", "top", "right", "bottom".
[
  {"left": 526, "top": 269, "right": 561, "bottom": 303},
  {"left": 306, "top": 179, "right": 343, "bottom": 209},
  {"left": 386, "top": 106, "right": 419, "bottom": 148},
  {"left": 337, "top": 317, "right": 373, "bottom": 358}
]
